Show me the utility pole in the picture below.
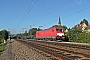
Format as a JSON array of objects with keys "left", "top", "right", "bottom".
[
  {"left": 21, "top": 28, "right": 27, "bottom": 39},
  {"left": 8, "top": 29, "right": 11, "bottom": 40},
  {"left": 22, "top": 28, "right": 27, "bottom": 33},
  {"left": 30, "top": 25, "right": 32, "bottom": 35},
  {"left": 39, "top": 26, "right": 43, "bottom": 31},
  {"left": 19, "top": 31, "right": 22, "bottom": 38}
]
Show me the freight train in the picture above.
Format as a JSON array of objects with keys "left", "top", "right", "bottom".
[{"left": 35, "top": 27, "right": 69, "bottom": 41}]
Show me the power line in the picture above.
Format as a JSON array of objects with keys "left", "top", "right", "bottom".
[
  {"left": 41, "top": 1, "right": 84, "bottom": 27},
  {"left": 36, "top": 0, "right": 72, "bottom": 27},
  {"left": 15, "top": 0, "right": 33, "bottom": 31},
  {"left": 21, "top": 28, "right": 27, "bottom": 33},
  {"left": 15, "top": 0, "right": 38, "bottom": 32},
  {"left": 41, "top": 6, "right": 90, "bottom": 27},
  {"left": 31, "top": 0, "right": 72, "bottom": 25},
  {"left": 61, "top": 6, "right": 90, "bottom": 19}
]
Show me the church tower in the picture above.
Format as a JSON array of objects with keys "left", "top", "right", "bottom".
[{"left": 58, "top": 16, "right": 61, "bottom": 26}]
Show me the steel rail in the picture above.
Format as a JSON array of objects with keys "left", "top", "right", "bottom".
[
  {"left": 34, "top": 42, "right": 90, "bottom": 58},
  {"left": 29, "top": 40, "right": 90, "bottom": 50},
  {"left": 28, "top": 40, "right": 90, "bottom": 58},
  {"left": 16, "top": 40, "right": 71, "bottom": 60}
]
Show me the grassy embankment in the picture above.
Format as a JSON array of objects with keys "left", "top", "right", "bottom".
[{"left": 0, "top": 38, "right": 6, "bottom": 55}]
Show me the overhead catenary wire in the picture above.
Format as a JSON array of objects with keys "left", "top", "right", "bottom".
[
  {"left": 15, "top": 0, "right": 38, "bottom": 32},
  {"left": 31, "top": 0, "right": 72, "bottom": 26},
  {"left": 15, "top": 0, "right": 90, "bottom": 33},
  {"left": 16, "top": 0, "right": 33, "bottom": 29},
  {"left": 41, "top": 6, "right": 83, "bottom": 26},
  {"left": 42, "top": 6, "right": 90, "bottom": 27},
  {"left": 40, "top": 5, "right": 79, "bottom": 27},
  {"left": 61, "top": 6, "right": 90, "bottom": 19}
]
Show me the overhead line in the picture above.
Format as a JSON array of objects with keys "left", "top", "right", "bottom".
[
  {"left": 41, "top": 6, "right": 83, "bottom": 26},
  {"left": 62, "top": 6, "right": 90, "bottom": 19},
  {"left": 42, "top": 6, "right": 90, "bottom": 27},
  {"left": 15, "top": 0, "right": 38, "bottom": 32},
  {"left": 31, "top": 0, "right": 72, "bottom": 25},
  {"left": 16, "top": 0, "right": 33, "bottom": 31}
]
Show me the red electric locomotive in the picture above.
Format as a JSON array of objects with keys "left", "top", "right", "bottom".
[{"left": 35, "top": 27, "right": 69, "bottom": 41}]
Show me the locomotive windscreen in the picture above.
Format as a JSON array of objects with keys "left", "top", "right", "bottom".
[{"left": 56, "top": 29, "right": 62, "bottom": 32}]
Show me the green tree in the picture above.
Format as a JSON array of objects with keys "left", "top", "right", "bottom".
[
  {"left": 28, "top": 28, "right": 38, "bottom": 36},
  {"left": 24, "top": 31, "right": 28, "bottom": 36},
  {"left": 66, "top": 26, "right": 83, "bottom": 42},
  {"left": 83, "top": 18, "right": 88, "bottom": 26},
  {"left": 2, "top": 30, "right": 9, "bottom": 41},
  {"left": 0, "top": 30, "right": 9, "bottom": 43},
  {"left": 80, "top": 21, "right": 83, "bottom": 24},
  {"left": 80, "top": 18, "right": 89, "bottom": 26},
  {"left": 0, "top": 31, "right": 3, "bottom": 38}
]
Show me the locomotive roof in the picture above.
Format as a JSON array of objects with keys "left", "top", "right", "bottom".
[{"left": 37, "top": 27, "right": 63, "bottom": 32}]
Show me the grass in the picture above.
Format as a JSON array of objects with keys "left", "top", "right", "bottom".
[{"left": 0, "top": 43, "right": 5, "bottom": 55}]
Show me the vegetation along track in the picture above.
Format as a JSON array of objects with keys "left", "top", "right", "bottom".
[{"left": 16, "top": 39, "right": 90, "bottom": 60}]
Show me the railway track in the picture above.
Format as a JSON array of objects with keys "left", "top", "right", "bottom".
[
  {"left": 29, "top": 40, "right": 90, "bottom": 50},
  {"left": 16, "top": 39, "right": 90, "bottom": 60}
]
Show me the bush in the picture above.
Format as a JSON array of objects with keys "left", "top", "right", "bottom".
[{"left": 0, "top": 38, "right": 4, "bottom": 43}]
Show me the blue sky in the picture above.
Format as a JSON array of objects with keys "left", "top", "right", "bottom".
[{"left": 0, "top": 0, "right": 90, "bottom": 34}]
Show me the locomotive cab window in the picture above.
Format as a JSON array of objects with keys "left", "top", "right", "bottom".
[{"left": 56, "top": 29, "right": 62, "bottom": 32}]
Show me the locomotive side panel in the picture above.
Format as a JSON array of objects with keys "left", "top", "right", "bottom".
[
  {"left": 36, "top": 31, "right": 44, "bottom": 39},
  {"left": 36, "top": 27, "right": 56, "bottom": 39},
  {"left": 35, "top": 27, "right": 69, "bottom": 41},
  {"left": 43, "top": 27, "right": 57, "bottom": 39}
]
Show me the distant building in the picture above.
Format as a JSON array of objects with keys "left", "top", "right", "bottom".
[
  {"left": 58, "top": 16, "right": 61, "bottom": 26},
  {"left": 77, "top": 23, "right": 87, "bottom": 28},
  {"left": 65, "top": 29, "right": 68, "bottom": 32},
  {"left": 76, "top": 23, "right": 87, "bottom": 31}
]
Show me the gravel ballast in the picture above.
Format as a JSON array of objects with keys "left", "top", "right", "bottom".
[{"left": 0, "top": 40, "right": 53, "bottom": 60}]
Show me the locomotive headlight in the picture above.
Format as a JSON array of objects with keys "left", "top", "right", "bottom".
[{"left": 57, "top": 33, "right": 64, "bottom": 36}]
